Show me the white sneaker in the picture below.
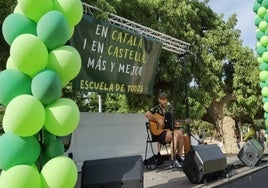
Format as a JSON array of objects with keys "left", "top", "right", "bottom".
[{"left": 174, "top": 160, "right": 182, "bottom": 168}]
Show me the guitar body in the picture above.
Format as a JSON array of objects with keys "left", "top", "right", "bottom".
[{"left": 149, "top": 113, "right": 165, "bottom": 136}]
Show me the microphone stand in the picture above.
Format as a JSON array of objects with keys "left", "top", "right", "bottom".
[
  {"left": 157, "top": 104, "right": 178, "bottom": 172},
  {"left": 181, "top": 53, "right": 202, "bottom": 146},
  {"left": 166, "top": 104, "right": 177, "bottom": 169},
  {"left": 170, "top": 105, "right": 177, "bottom": 168}
]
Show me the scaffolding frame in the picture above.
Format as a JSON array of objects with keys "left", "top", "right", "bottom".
[{"left": 82, "top": 3, "right": 190, "bottom": 55}]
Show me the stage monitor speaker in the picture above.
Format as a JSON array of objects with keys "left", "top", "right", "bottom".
[
  {"left": 81, "top": 155, "right": 143, "bottom": 188},
  {"left": 238, "top": 138, "right": 264, "bottom": 167},
  {"left": 183, "top": 144, "right": 227, "bottom": 184}
]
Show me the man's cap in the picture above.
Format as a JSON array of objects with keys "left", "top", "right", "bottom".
[{"left": 159, "top": 92, "right": 168, "bottom": 99}]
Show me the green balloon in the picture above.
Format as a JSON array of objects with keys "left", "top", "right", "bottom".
[
  {"left": 37, "top": 10, "right": 70, "bottom": 50},
  {"left": 41, "top": 156, "right": 77, "bottom": 188},
  {"left": 0, "top": 132, "right": 41, "bottom": 170},
  {"left": 6, "top": 57, "right": 17, "bottom": 69},
  {"left": 259, "top": 20, "right": 268, "bottom": 31},
  {"left": 260, "top": 81, "right": 268, "bottom": 88},
  {"left": 68, "top": 26, "right": 75, "bottom": 40},
  {"left": 45, "top": 98, "right": 80, "bottom": 136},
  {"left": 258, "top": 6, "right": 267, "bottom": 18},
  {"left": 262, "top": 51, "right": 268, "bottom": 62},
  {"left": 17, "top": 0, "right": 53, "bottom": 22},
  {"left": 266, "top": 118, "right": 268, "bottom": 128},
  {"left": 41, "top": 139, "right": 64, "bottom": 165},
  {"left": 260, "top": 62, "right": 268, "bottom": 70},
  {"left": 3, "top": 94, "right": 45, "bottom": 136},
  {"left": 31, "top": 69, "right": 62, "bottom": 105},
  {"left": 255, "top": 15, "right": 263, "bottom": 26},
  {"left": 265, "top": 27, "right": 268, "bottom": 36},
  {"left": 263, "top": 96, "right": 268, "bottom": 103},
  {"left": 260, "top": 70, "right": 268, "bottom": 81},
  {"left": 46, "top": 139, "right": 64, "bottom": 157},
  {"left": 0, "top": 69, "right": 31, "bottom": 106},
  {"left": 260, "top": 35, "right": 268, "bottom": 46},
  {"left": 263, "top": 0, "right": 268, "bottom": 8},
  {"left": 43, "top": 130, "right": 57, "bottom": 145},
  {"left": 256, "top": 29, "right": 265, "bottom": 40},
  {"left": 253, "top": 2, "right": 262, "bottom": 13},
  {"left": 256, "top": 41, "right": 262, "bottom": 47},
  {"left": 13, "top": 4, "right": 23, "bottom": 14},
  {"left": 264, "top": 102, "right": 268, "bottom": 112},
  {"left": 257, "top": 45, "right": 266, "bottom": 56},
  {"left": 10, "top": 34, "right": 48, "bottom": 77},
  {"left": 47, "top": 45, "right": 81, "bottom": 86},
  {"left": 264, "top": 13, "right": 268, "bottom": 22},
  {"left": 53, "top": 0, "right": 83, "bottom": 26},
  {"left": 2, "top": 13, "right": 37, "bottom": 45},
  {"left": 258, "top": 57, "right": 264, "bottom": 64},
  {"left": 262, "top": 86, "right": 268, "bottom": 96},
  {"left": 0, "top": 165, "right": 41, "bottom": 188}
]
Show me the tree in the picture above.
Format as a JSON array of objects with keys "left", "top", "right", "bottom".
[
  {"left": 0, "top": 0, "right": 17, "bottom": 70},
  {"left": 87, "top": 0, "right": 261, "bottom": 143},
  {"left": 0, "top": 0, "right": 261, "bottom": 144}
]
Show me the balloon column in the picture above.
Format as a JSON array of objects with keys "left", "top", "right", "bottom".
[
  {"left": 0, "top": 0, "right": 83, "bottom": 187},
  {"left": 254, "top": 1, "right": 268, "bottom": 137}
]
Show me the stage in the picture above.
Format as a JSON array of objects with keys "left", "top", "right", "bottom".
[
  {"left": 143, "top": 153, "right": 268, "bottom": 188},
  {"left": 76, "top": 152, "right": 268, "bottom": 188}
]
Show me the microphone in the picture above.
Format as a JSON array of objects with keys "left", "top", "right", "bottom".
[{"left": 166, "top": 102, "right": 174, "bottom": 110}]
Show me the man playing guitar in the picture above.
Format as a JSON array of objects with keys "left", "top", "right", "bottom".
[{"left": 145, "top": 92, "right": 184, "bottom": 167}]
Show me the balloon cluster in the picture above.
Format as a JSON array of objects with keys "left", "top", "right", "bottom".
[
  {"left": 254, "top": 1, "right": 268, "bottom": 132},
  {"left": 0, "top": 0, "right": 83, "bottom": 187}
]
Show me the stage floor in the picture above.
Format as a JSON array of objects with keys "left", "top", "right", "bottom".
[
  {"left": 76, "top": 151, "right": 268, "bottom": 188},
  {"left": 143, "top": 153, "right": 268, "bottom": 188}
]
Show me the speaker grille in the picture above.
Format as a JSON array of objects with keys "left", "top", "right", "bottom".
[
  {"left": 183, "top": 144, "right": 227, "bottom": 184},
  {"left": 238, "top": 138, "right": 264, "bottom": 167},
  {"left": 81, "top": 155, "right": 143, "bottom": 188}
]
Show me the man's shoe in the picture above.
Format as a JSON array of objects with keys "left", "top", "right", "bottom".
[
  {"left": 177, "top": 156, "right": 184, "bottom": 164},
  {"left": 173, "top": 160, "right": 182, "bottom": 168}
]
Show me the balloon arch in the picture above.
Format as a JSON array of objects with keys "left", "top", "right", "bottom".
[
  {"left": 254, "top": 0, "right": 268, "bottom": 134},
  {"left": 0, "top": 0, "right": 83, "bottom": 187}
]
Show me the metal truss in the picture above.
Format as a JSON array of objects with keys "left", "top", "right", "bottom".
[{"left": 82, "top": 3, "right": 190, "bottom": 55}]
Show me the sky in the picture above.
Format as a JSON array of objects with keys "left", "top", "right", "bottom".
[{"left": 208, "top": 0, "right": 257, "bottom": 50}]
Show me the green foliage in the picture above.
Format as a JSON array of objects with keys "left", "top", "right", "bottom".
[
  {"left": 191, "top": 120, "right": 214, "bottom": 137},
  {"left": 0, "top": 0, "right": 17, "bottom": 70},
  {"left": 0, "top": 0, "right": 262, "bottom": 133},
  {"left": 0, "top": 105, "right": 4, "bottom": 134},
  {"left": 83, "top": 0, "right": 116, "bottom": 20},
  {"left": 93, "top": 0, "right": 260, "bottom": 127}
]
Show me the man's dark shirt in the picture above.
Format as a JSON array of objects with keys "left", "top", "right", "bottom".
[{"left": 149, "top": 105, "right": 172, "bottom": 129}]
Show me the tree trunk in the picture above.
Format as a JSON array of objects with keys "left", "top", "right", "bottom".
[
  {"left": 201, "top": 94, "right": 236, "bottom": 149},
  {"left": 218, "top": 116, "right": 239, "bottom": 153}
]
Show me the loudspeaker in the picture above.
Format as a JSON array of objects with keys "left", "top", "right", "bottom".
[
  {"left": 238, "top": 138, "right": 264, "bottom": 167},
  {"left": 81, "top": 155, "right": 143, "bottom": 188},
  {"left": 183, "top": 144, "right": 227, "bottom": 184}
]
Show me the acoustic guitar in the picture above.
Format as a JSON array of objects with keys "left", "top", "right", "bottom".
[{"left": 149, "top": 113, "right": 165, "bottom": 136}]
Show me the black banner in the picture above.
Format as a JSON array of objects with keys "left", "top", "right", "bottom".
[{"left": 70, "top": 15, "right": 162, "bottom": 94}]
